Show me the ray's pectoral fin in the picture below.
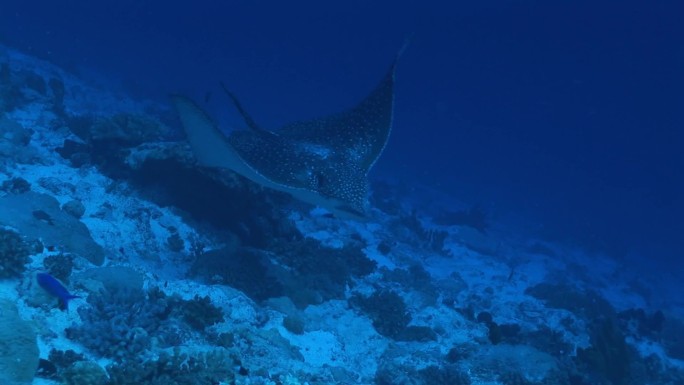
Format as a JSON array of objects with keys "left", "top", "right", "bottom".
[
  {"left": 219, "top": 83, "right": 265, "bottom": 133},
  {"left": 171, "top": 95, "right": 272, "bottom": 185},
  {"left": 277, "top": 60, "right": 397, "bottom": 173},
  {"left": 172, "top": 95, "right": 238, "bottom": 169}
]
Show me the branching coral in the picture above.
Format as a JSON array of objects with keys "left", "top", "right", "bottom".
[
  {"left": 67, "top": 286, "right": 227, "bottom": 361},
  {"left": 66, "top": 287, "right": 173, "bottom": 361}
]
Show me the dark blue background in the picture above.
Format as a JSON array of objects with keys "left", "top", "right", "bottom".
[{"left": 1, "top": 1, "right": 682, "bottom": 266}]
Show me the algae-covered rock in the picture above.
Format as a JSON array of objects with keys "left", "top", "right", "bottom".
[
  {"left": 0, "top": 192, "right": 105, "bottom": 265},
  {"left": 0, "top": 300, "right": 39, "bottom": 385}
]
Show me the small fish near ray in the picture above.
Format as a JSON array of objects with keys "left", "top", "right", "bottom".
[{"left": 173, "top": 59, "right": 398, "bottom": 219}]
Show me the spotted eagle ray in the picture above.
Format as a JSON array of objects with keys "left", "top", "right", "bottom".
[{"left": 173, "top": 58, "right": 398, "bottom": 219}]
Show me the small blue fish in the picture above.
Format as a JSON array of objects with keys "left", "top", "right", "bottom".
[{"left": 36, "top": 273, "right": 81, "bottom": 311}]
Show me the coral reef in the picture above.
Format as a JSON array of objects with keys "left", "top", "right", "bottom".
[
  {"left": 525, "top": 283, "right": 615, "bottom": 320},
  {"left": 271, "top": 237, "right": 377, "bottom": 304},
  {"left": 0, "top": 62, "right": 27, "bottom": 112},
  {"left": 61, "top": 361, "right": 108, "bottom": 385},
  {"left": 660, "top": 315, "right": 684, "bottom": 361},
  {"left": 382, "top": 264, "right": 435, "bottom": 292},
  {"left": 498, "top": 371, "right": 532, "bottom": 385},
  {"left": 0, "top": 116, "right": 36, "bottom": 164},
  {"left": 476, "top": 311, "right": 506, "bottom": 344},
  {"left": 576, "top": 318, "right": 633, "bottom": 385},
  {"left": 174, "top": 294, "right": 225, "bottom": 331},
  {"left": 418, "top": 365, "right": 472, "bottom": 385},
  {"left": 47, "top": 349, "right": 86, "bottom": 372},
  {"left": 396, "top": 325, "right": 437, "bottom": 342},
  {"left": 105, "top": 348, "right": 235, "bottom": 385},
  {"left": 43, "top": 253, "right": 74, "bottom": 283},
  {"left": 350, "top": 289, "right": 411, "bottom": 339},
  {"left": 396, "top": 210, "right": 450, "bottom": 253},
  {"left": 524, "top": 325, "right": 574, "bottom": 359},
  {"left": 92, "top": 113, "right": 168, "bottom": 144},
  {"left": 191, "top": 246, "right": 283, "bottom": 302},
  {"left": 67, "top": 113, "right": 168, "bottom": 145},
  {"left": 67, "top": 284, "right": 228, "bottom": 361},
  {"left": 128, "top": 155, "right": 296, "bottom": 247},
  {"left": 375, "top": 363, "right": 471, "bottom": 385},
  {"left": 66, "top": 287, "right": 174, "bottom": 360},
  {"left": 0, "top": 227, "right": 30, "bottom": 279}
]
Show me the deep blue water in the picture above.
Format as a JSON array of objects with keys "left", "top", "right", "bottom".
[{"left": 1, "top": 0, "right": 682, "bottom": 266}]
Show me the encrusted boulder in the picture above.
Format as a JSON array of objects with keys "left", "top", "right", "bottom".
[
  {"left": 0, "top": 192, "right": 105, "bottom": 265},
  {"left": 0, "top": 300, "right": 39, "bottom": 385}
]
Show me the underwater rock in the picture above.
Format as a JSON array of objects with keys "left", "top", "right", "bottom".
[
  {"left": 0, "top": 192, "right": 105, "bottom": 265},
  {"left": 0, "top": 116, "right": 36, "bottom": 164},
  {"left": 56, "top": 138, "right": 92, "bottom": 167},
  {"left": 0, "top": 300, "right": 39, "bottom": 385},
  {"left": 270, "top": 237, "right": 376, "bottom": 305},
  {"left": 0, "top": 63, "right": 27, "bottom": 112},
  {"left": 92, "top": 113, "right": 168, "bottom": 144},
  {"left": 75, "top": 266, "right": 144, "bottom": 293},
  {"left": 283, "top": 315, "right": 306, "bottom": 335},
  {"left": 191, "top": 246, "right": 284, "bottom": 302},
  {"left": 61, "top": 199, "right": 86, "bottom": 219},
  {"left": 0, "top": 176, "right": 31, "bottom": 194},
  {"left": 20, "top": 69, "right": 47, "bottom": 95}
]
